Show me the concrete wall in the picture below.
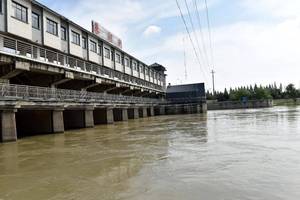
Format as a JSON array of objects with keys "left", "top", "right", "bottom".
[
  {"left": 43, "top": 10, "right": 61, "bottom": 50},
  {"left": 0, "top": 0, "right": 6, "bottom": 32},
  {"left": 207, "top": 100, "right": 273, "bottom": 110},
  {"left": 7, "top": 0, "right": 32, "bottom": 40},
  {"left": 60, "top": 20, "right": 69, "bottom": 53},
  {"left": 69, "top": 24, "right": 83, "bottom": 58},
  {"left": 31, "top": 5, "right": 42, "bottom": 44},
  {"left": 88, "top": 35, "right": 100, "bottom": 64},
  {"left": 103, "top": 44, "right": 113, "bottom": 69},
  {"left": 273, "top": 98, "right": 300, "bottom": 106}
]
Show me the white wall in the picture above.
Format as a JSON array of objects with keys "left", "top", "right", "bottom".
[
  {"left": 115, "top": 50, "right": 123, "bottom": 72},
  {"left": 7, "top": 0, "right": 32, "bottom": 40},
  {"left": 69, "top": 24, "right": 82, "bottom": 58},
  {"left": 88, "top": 35, "right": 100, "bottom": 64},
  {"left": 103, "top": 44, "right": 113, "bottom": 69},
  {"left": 43, "top": 10, "right": 61, "bottom": 50}
]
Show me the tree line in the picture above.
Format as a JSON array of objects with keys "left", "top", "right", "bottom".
[{"left": 207, "top": 83, "right": 300, "bottom": 101}]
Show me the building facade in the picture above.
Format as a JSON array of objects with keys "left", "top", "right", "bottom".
[{"left": 0, "top": 0, "right": 167, "bottom": 95}]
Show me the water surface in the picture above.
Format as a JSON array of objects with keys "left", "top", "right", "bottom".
[{"left": 0, "top": 106, "right": 300, "bottom": 200}]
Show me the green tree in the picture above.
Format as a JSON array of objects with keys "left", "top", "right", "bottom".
[{"left": 285, "top": 84, "right": 298, "bottom": 99}]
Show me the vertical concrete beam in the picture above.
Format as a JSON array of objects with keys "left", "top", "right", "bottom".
[
  {"left": 85, "top": 109, "right": 94, "bottom": 128},
  {"left": 1, "top": 110, "right": 17, "bottom": 142},
  {"left": 142, "top": 107, "right": 148, "bottom": 118},
  {"left": 150, "top": 107, "right": 155, "bottom": 116},
  {"left": 196, "top": 105, "right": 201, "bottom": 113},
  {"left": 52, "top": 109, "right": 64, "bottom": 133},
  {"left": 122, "top": 108, "right": 128, "bottom": 121},
  {"left": 159, "top": 106, "right": 166, "bottom": 115},
  {"left": 107, "top": 108, "right": 114, "bottom": 124},
  {"left": 133, "top": 108, "right": 139, "bottom": 119},
  {"left": 201, "top": 103, "right": 208, "bottom": 113}
]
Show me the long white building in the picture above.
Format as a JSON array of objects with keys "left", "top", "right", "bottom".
[{"left": 0, "top": 0, "right": 167, "bottom": 94}]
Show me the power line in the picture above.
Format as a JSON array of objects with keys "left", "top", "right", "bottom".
[
  {"left": 193, "top": 0, "right": 210, "bottom": 69},
  {"left": 183, "top": 36, "right": 188, "bottom": 80},
  {"left": 183, "top": 0, "right": 210, "bottom": 73},
  {"left": 205, "top": 0, "right": 215, "bottom": 69},
  {"left": 175, "top": 0, "right": 209, "bottom": 83}
]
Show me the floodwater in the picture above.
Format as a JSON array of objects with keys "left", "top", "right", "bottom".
[{"left": 1, "top": 106, "right": 300, "bottom": 200}]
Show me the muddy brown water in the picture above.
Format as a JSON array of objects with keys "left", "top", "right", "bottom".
[{"left": 0, "top": 106, "right": 300, "bottom": 200}]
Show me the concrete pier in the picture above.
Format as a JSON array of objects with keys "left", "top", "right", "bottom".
[
  {"left": 142, "top": 107, "right": 148, "bottom": 118},
  {"left": 85, "top": 109, "right": 94, "bottom": 128},
  {"left": 52, "top": 109, "right": 64, "bottom": 133},
  {"left": 150, "top": 107, "right": 155, "bottom": 117},
  {"left": 122, "top": 108, "right": 128, "bottom": 121},
  {"left": 1, "top": 109, "right": 17, "bottom": 142}
]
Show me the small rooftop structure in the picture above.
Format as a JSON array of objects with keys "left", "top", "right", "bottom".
[
  {"left": 150, "top": 63, "right": 167, "bottom": 73},
  {"left": 166, "top": 83, "right": 206, "bottom": 104}
]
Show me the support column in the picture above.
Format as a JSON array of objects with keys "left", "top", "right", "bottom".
[
  {"left": 133, "top": 108, "right": 139, "bottom": 119},
  {"left": 196, "top": 105, "right": 201, "bottom": 113},
  {"left": 1, "top": 109, "right": 17, "bottom": 142},
  {"left": 106, "top": 107, "right": 114, "bottom": 124},
  {"left": 52, "top": 109, "right": 64, "bottom": 133},
  {"left": 142, "top": 107, "right": 148, "bottom": 118},
  {"left": 85, "top": 108, "right": 94, "bottom": 128},
  {"left": 159, "top": 106, "right": 166, "bottom": 115},
  {"left": 201, "top": 103, "right": 208, "bottom": 113},
  {"left": 150, "top": 107, "right": 155, "bottom": 116},
  {"left": 122, "top": 108, "right": 128, "bottom": 121}
]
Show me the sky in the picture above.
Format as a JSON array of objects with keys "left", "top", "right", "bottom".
[{"left": 40, "top": 0, "right": 300, "bottom": 91}]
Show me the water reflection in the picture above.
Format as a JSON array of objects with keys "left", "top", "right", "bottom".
[{"left": 1, "top": 107, "right": 300, "bottom": 200}]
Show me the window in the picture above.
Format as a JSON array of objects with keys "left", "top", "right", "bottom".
[
  {"left": 132, "top": 62, "right": 137, "bottom": 71},
  {"left": 82, "top": 37, "right": 87, "bottom": 49},
  {"left": 46, "top": 18, "right": 58, "bottom": 36},
  {"left": 98, "top": 45, "right": 102, "bottom": 56},
  {"left": 32, "top": 12, "right": 39, "bottom": 29},
  {"left": 104, "top": 48, "right": 110, "bottom": 59},
  {"left": 12, "top": 1, "right": 28, "bottom": 23},
  {"left": 125, "top": 58, "right": 129, "bottom": 67},
  {"left": 116, "top": 54, "right": 121, "bottom": 64},
  {"left": 0, "top": 0, "right": 2, "bottom": 14},
  {"left": 71, "top": 31, "right": 80, "bottom": 46},
  {"left": 61, "top": 26, "right": 67, "bottom": 40},
  {"left": 90, "top": 40, "right": 97, "bottom": 52}
]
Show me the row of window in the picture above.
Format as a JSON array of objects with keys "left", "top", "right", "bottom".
[{"left": 9, "top": 1, "right": 162, "bottom": 78}]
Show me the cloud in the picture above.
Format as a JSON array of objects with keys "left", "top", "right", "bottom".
[{"left": 143, "top": 25, "right": 162, "bottom": 37}]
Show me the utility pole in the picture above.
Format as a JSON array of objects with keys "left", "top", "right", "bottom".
[{"left": 211, "top": 70, "right": 216, "bottom": 95}]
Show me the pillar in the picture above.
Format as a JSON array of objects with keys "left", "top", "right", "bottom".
[
  {"left": 133, "top": 108, "right": 139, "bottom": 119},
  {"left": 149, "top": 107, "right": 154, "bottom": 116},
  {"left": 1, "top": 109, "right": 17, "bottom": 142},
  {"left": 52, "top": 109, "right": 64, "bottom": 133},
  {"left": 142, "top": 107, "right": 148, "bottom": 118},
  {"left": 122, "top": 108, "right": 128, "bottom": 121},
  {"left": 196, "top": 105, "right": 201, "bottom": 113},
  {"left": 106, "top": 108, "right": 114, "bottom": 124},
  {"left": 201, "top": 103, "right": 208, "bottom": 113},
  {"left": 85, "top": 109, "right": 94, "bottom": 128},
  {"left": 159, "top": 106, "right": 166, "bottom": 115}
]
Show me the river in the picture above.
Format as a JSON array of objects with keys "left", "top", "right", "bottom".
[{"left": 0, "top": 106, "right": 300, "bottom": 200}]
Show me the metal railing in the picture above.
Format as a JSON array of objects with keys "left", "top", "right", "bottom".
[
  {"left": 0, "top": 34, "right": 166, "bottom": 92},
  {"left": 0, "top": 83, "right": 165, "bottom": 105}
]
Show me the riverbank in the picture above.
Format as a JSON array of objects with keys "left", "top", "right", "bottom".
[
  {"left": 273, "top": 98, "right": 300, "bottom": 106},
  {"left": 207, "top": 99, "right": 273, "bottom": 110}
]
